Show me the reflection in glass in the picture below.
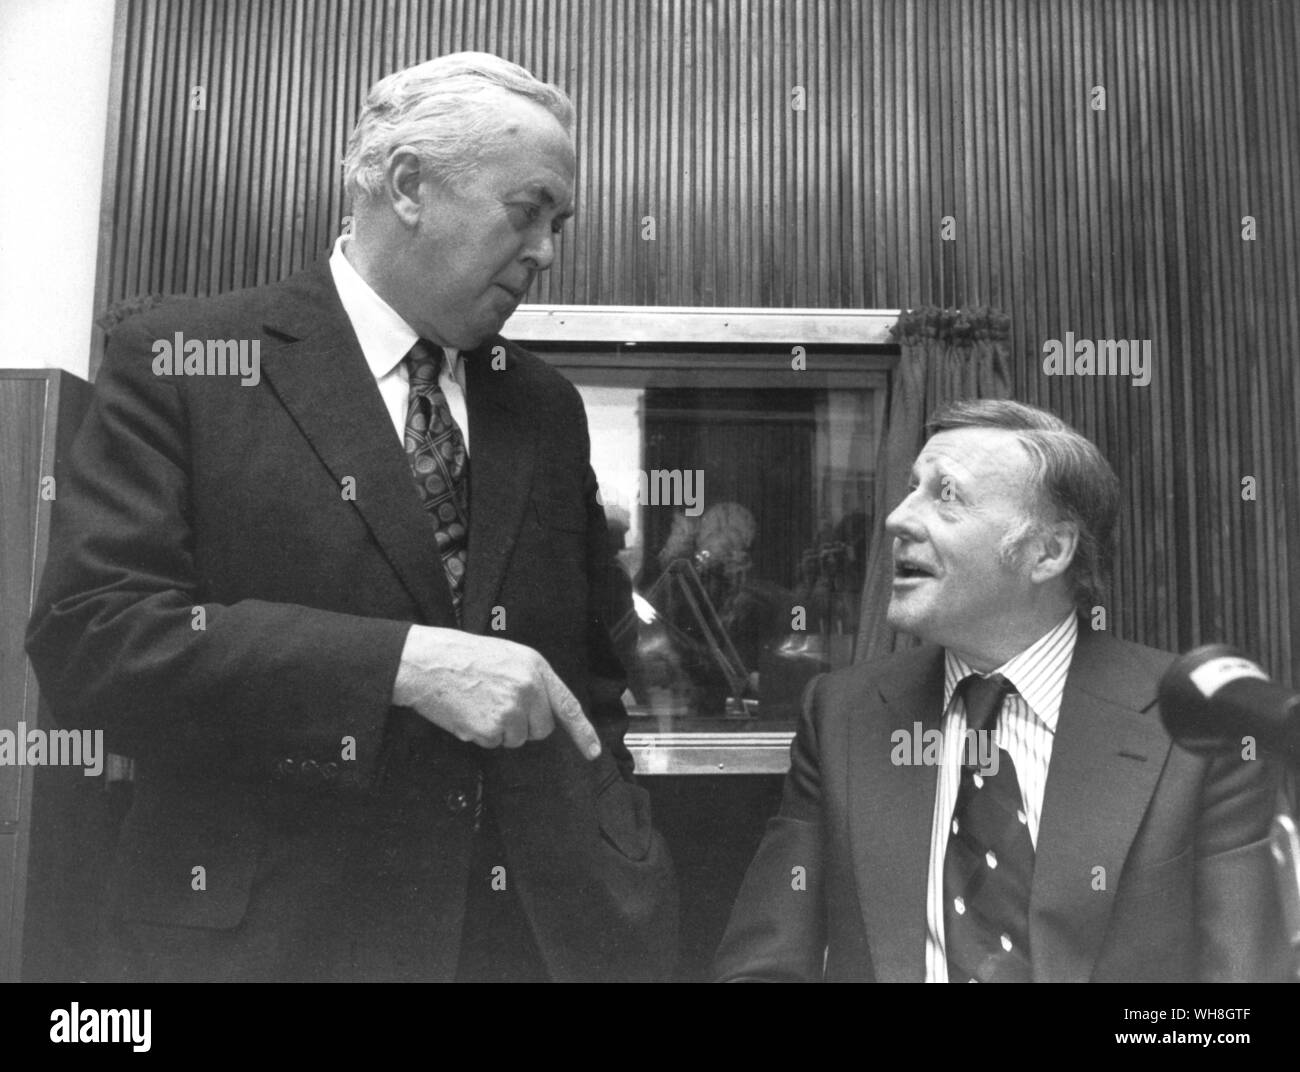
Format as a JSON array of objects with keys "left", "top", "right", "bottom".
[{"left": 568, "top": 362, "right": 883, "bottom": 734}]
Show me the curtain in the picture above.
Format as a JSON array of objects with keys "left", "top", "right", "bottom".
[{"left": 853, "top": 307, "right": 1013, "bottom": 663}]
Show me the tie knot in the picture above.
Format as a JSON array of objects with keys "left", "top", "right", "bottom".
[
  {"left": 958, "top": 673, "right": 1016, "bottom": 734},
  {"left": 406, "top": 338, "right": 444, "bottom": 386}
]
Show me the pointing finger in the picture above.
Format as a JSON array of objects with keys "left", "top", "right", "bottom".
[{"left": 541, "top": 665, "right": 601, "bottom": 759}]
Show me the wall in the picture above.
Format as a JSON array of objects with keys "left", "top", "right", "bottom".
[
  {"left": 0, "top": 0, "right": 115, "bottom": 377},
  {"left": 92, "top": 0, "right": 1298, "bottom": 678}
]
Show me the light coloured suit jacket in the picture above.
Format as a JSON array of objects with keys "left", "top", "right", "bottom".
[{"left": 716, "top": 627, "right": 1288, "bottom": 981}]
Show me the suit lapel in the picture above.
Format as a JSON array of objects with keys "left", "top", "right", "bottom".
[
  {"left": 256, "top": 264, "right": 456, "bottom": 626},
  {"left": 849, "top": 644, "right": 946, "bottom": 982},
  {"left": 1029, "top": 629, "right": 1170, "bottom": 981},
  {"left": 460, "top": 342, "right": 538, "bottom": 634}
]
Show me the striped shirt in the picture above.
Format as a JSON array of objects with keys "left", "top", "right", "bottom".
[{"left": 923, "top": 611, "right": 1079, "bottom": 983}]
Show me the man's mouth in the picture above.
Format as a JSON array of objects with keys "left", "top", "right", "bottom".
[
  {"left": 893, "top": 558, "right": 938, "bottom": 581},
  {"left": 495, "top": 283, "right": 527, "bottom": 301}
]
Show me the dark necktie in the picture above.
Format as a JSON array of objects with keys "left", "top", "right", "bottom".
[
  {"left": 942, "top": 673, "right": 1034, "bottom": 982},
  {"left": 403, "top": 339, "right": 470, "bottom": 621}
]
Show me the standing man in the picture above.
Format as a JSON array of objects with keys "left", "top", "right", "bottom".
[
  {"left": 716, "top": 399, "right": 1287, "bottom": 982},
  {"left": 27, "top": 52, "right": 676, "bottom": 983}
]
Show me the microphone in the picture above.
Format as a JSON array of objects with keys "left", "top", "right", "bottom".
[{"left": 1158, "top": 644, "right": 1300, "bottom": 763}]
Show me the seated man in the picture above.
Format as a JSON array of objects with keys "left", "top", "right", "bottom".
[{"left": 716, "top": 398, "right": 1288, "bottom": 982}]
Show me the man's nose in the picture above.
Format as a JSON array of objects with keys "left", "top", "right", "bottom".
[
  {"left": 523, "top": 229, "right": 557, "bottom": 271},
  {"left": 884, "top": 490, "right": 923, "bottom": 541}
]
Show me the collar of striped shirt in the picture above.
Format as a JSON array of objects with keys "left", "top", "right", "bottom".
[{"left": 942, "top": 611, "right": 1080, "bottom": 732}]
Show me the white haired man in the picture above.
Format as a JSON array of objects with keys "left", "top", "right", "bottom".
[
  {"left": 716, "top": 399, "right": 1287, "bottom": 982},
  {"left": 28, "top": 53, "right": 677, "bottom": 982}
]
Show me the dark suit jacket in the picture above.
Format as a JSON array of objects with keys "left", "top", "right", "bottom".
[
  {"left": 715, "top": 627, "right": 1288, "bottom": 982},
  {"left": 26, "top": 261, "right": 677, "bottom": 982}
]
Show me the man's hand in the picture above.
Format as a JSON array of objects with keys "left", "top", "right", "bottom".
[{"left": 392, "top": 625, "right": 601, "bottom": 758}]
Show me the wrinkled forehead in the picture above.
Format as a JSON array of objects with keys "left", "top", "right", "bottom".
[
  {"left": 916, "top": 427, "right": 1037, "bottom": 495},
  {"left": 476, "top": 96, "right": 577, "bottom": 195},
  {"left": 484, "top": 90, "right": 575, "bottom": 148}
]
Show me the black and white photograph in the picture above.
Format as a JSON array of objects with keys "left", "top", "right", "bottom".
[{"left": 0, "top": 0, "right": 1296, "bottom": 1045}]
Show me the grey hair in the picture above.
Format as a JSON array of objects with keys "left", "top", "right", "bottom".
[
  {"left": 925, "top": 398, "right": 1121, "bottom": 613},
  {"left": 342, "top": 52, "right": 574, "bottom": 204}
]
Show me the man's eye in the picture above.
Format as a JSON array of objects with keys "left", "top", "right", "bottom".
[{"left": 550, "top": 218, "right": 566, "bottom": 235}]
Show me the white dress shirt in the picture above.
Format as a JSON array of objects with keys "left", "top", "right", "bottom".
[
  {"left": 327, "top": 235, "right": 470, "bottom": 452},
  {"left": 923, "top": 611, "right": 1079, "bottom": 982}
]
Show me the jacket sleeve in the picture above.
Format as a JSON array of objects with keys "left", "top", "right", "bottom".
[
  {"left": 581, "top": 454, "right": 639, "bottom": 778},
  {"left": 25, "top": 314, "right": 410, "bottom": 788},
  {"left": 1194, "top": 746, "right": 1292, "bottom": 982},
  {"left": 714, "top": 674, "right": 829, "bottom": 981}
]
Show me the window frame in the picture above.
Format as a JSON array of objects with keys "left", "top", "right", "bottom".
[{"left": 502, "top": 304, "right": 901, "bottom": 775}]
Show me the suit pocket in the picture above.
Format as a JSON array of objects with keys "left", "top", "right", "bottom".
[
  {"left": 1120, "top": 844, "right": 1192, "bottom": 889},
  {"left": 593, "top": 755, "right": 654, "bottom": 861}
]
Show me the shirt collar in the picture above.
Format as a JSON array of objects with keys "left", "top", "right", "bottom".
[
  {"left": 328, "top": 234, "right": 461, "bottom": 381},
  {"left": 942, "top": 611, "right": 1079, "bottom": 733}
]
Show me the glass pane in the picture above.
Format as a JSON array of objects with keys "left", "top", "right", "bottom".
[{"left": 561, "top": 356, "right": 885, "bottom": 734}]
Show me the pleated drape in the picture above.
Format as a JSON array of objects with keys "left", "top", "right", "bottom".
[{"left": 855, "top": 308, "right": 1013, "bottom": 661}]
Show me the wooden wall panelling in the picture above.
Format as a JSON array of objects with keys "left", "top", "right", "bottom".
[{"left": 91, "top": 0, "right": 1297, "bottom": 682}]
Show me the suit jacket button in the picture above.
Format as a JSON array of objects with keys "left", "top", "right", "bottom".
[
  {"left": 300, "top": 759, "right": 320, "bottom": 783},
  {"left": 322, "top": 762, "right": 340, "bottom": 781},
  {"left": 276, "top": 757, "right": 297, "bottom": 780},
  {"left": 445, "top": 789, "right": 470, "bottom": 815}
]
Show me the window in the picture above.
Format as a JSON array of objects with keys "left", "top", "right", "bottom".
[{"left": 512, "top": 307, "right": 896, "bottom": 772}]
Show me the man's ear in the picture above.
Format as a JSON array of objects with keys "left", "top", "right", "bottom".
[
  {"left": 382, "top": 147, "right": 427, "bottom": 227},
  {"left": 1027, "top": 519, "right": 1080, "bottom": 585}
]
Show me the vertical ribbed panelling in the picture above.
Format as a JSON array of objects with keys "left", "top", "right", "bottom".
[{"left": 94, "top": 0, "right": 1298, "bottom": 682}]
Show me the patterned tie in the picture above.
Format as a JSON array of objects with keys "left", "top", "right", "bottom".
[
  {"left": 403, "top": 339, "right": 470, "bottom": 621},
  {"left": 942, "top": 673, "right": 1034, "bottom": 982}
]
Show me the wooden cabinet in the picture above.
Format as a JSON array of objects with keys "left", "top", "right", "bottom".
[{"left": 0, "top": 370, "right": 92, "bottom": 981}]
